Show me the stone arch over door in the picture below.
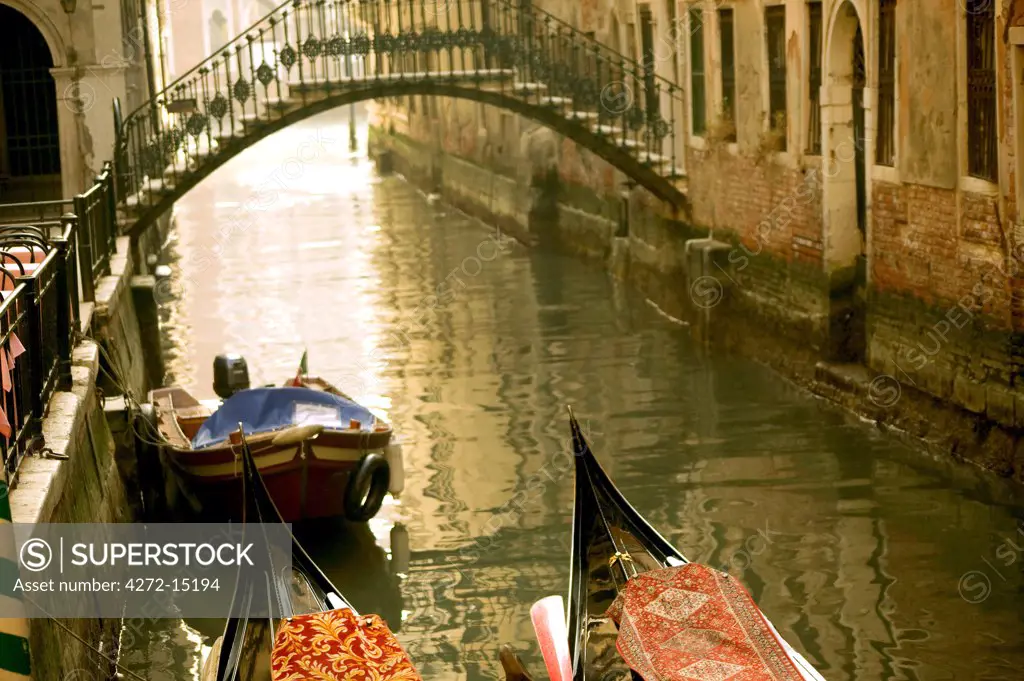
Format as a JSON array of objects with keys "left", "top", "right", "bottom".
[{"left": 821, "top": 0, "right": 869, "bottom": 362}]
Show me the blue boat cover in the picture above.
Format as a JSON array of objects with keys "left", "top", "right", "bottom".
[{"left": 191, "top": 387, "right": 376, "bottom": 449}]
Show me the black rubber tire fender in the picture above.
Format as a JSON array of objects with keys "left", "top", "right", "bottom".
[{"left": 344, "top": 453, "right": 390, "bottom": 522}]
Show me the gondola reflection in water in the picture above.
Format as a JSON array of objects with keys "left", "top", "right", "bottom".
[
  {"left": 502, "top": 409, "right": 827, "bottom": 681},
  {"left": 203, "top": 423, "right": 422, "bottom": 681}
]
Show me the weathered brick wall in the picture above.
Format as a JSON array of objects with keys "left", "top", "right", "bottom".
[
  {"left": 684, "top": 145, "right": 830, "bottom": 340},
  {"left": 686, "top": 148, "right": 822, "bottom": 267},
  {"left": 869, "top": 176, "right": 1021, "bottom": 429}
]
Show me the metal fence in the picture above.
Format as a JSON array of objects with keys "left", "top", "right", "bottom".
[
  {"left": 0, "top": 167, "right": 115, "bottom": 485},
  {"left": 0, "top": 199, "right": 73, "bottom": 225},
  {"left": 73, "top": 164, "right": 118, "bottom": 302}
]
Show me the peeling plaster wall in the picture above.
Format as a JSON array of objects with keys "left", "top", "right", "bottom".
[
  {"left": 734, "top": 3, "right": 767, "bottom": 152},
  {"left": 900, "top": 0, "right": 958, "bottom": 189}
]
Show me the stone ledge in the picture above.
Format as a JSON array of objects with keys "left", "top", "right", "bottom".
[
  {"left": 93, "top": 236, "right": 133, "bottom": 329},
  {"left": 10, "top": 341, "right": 101, "bottom": 524}
]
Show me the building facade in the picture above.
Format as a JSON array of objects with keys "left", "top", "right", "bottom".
[
  {"left": 371, "top": 0, "right": 1024, "bottom": 466},
  {"left": 680, "top": 0, "right": 1023, "bottom": 436},
  {"left": 0, "top": 0, "right": 171, "bottom": 205}
]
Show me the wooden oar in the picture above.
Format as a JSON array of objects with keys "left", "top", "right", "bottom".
[{"left": 530, "top": 596, "right": 572, "bottom": 681}]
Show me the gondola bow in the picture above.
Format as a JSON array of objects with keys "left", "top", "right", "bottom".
[{"left": 565, "top": 408, "right": 826, "bottom": 681}]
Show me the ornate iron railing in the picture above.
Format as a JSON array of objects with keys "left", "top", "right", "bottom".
[
  {"left": 0, "top": 162, "right": 117, "bottom": 483},
  {"left": 0, "top": 218, "right": 79, "bottom": 484},
  {"left": 115, "top": 0, "right": 686, "bottom": 222}
]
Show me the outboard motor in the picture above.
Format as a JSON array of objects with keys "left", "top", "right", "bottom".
[{"left": 213, "top": 354, "right": 250, "bottom": 399}]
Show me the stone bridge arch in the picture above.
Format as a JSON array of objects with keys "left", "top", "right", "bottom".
[
  {"left": 120, "top": 81, "right": 688, "bottom": 238},
  {"left": 115, "top": 0, "right": 689, "bottom": 236}
]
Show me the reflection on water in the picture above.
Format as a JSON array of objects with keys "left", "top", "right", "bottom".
[{"left": 132, "top": 108, "right": 1024, "bottom": 681}]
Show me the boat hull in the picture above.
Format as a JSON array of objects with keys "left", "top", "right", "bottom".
[{"left": 166, "top": 431, "right": 392, "bottom": 522}]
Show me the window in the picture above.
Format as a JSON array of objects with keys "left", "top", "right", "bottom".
[
  {"left": 666, "top": 0, "right": 679, "bottom": 83},
  {"left": 966, "top": 0, "right": 997, "bottom": 181},
  {"left": 583, "top": 31, "right": 599, "bottom": 81},
  {"left": 806, "top": 2, "right": 822, "bottom": 154},
  {"left": 639, "top": 6, "right": 659, "bottom": 116},
  {"left": 719, "top": 8, "right": 736, "bottom": 141},
  {"left": 876, "top": 0, "right": 896, "bottom": 165},
  {"left": 765, "top": 5, "right": 787, "bottom": 150},
  {"left": 690, "top": 7, "right": 706, "bottom": 135},
  {"left": 518, "top": 0, "right": 533, "bottom": 41}
]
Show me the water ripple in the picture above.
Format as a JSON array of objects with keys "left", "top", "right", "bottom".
[{"left": 136, "top": 109, "right": 1024, "bottom": 681}]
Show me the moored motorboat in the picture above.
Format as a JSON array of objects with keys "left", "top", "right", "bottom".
[
  {"left": 151, "top": 354, "right": 403, "bottom": 522},
  {"left": 202, "top": 425, "right": 421, "bottom": 681},
  {"left": 506, "top": 409, "right": 827, "bottom": 681}
]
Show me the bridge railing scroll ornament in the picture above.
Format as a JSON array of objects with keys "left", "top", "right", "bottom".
[{"left": 114, "top": 0, "right": 688, "bottom": 231}]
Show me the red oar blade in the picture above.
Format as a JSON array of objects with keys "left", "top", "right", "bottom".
[{"left": 530, "top": 596, "right": 572, "bottom": 681}]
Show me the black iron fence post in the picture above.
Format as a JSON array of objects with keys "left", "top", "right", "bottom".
[
  {"left": 103, "top": 162, "right": 118, "bottom": 256},
  {"left": 72, "top": 194, "right": 96, "bottom": 303},
  {"left": 17, "top": 273, "right": 43, "bottom": 439},
  {"left": 112, "top": 97, "right": 130, "bottom": 204},
  {"left": 52, "top": 234, "right": 73, "bottom": 392},
  {"left": 61, "top": 213, "right": 81, "bottom": 322}
]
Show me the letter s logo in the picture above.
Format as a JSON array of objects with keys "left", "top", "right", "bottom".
[{"left": 20, "top": 539, "right": 52, "bottom": 572}]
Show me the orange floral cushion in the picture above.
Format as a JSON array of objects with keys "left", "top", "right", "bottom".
[{"left": 271, "top": 608, "right": 422, "bottom": 681}]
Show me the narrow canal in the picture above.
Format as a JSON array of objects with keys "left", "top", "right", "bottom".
[{"left": 122, "top": 109, "right": 1024, "bottom": 681}]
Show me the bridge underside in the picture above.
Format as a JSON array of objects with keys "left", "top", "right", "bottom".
[{"left": 121, "top": 78, "right": 689, "bottom": 238}]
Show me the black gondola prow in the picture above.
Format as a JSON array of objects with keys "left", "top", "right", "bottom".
[{"left": 568, "top": 405, "right": 640, "bottom": 585}]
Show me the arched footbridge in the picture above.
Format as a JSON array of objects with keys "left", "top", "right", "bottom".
[{"left": 115, "top": 0, "right": 690, "bottom": 235}]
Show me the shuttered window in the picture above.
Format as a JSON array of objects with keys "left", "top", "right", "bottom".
[
  {"left": 719, "top": 8, "right": 736, "bottom": 141},
  {"left": 690, "top": 7, "right": 706, "bottom": 135},
  {"left": 876, "top": 0, "right": 896, "bottom": 165},
  {"left": 806, "top": 2, "right": 822, "bottom": 154},
  {"left": 765, "top": 5, "right": 787, "bottom": 150},
  {"left": 966, "top": 0, "right": 996, "bottom": 181}
]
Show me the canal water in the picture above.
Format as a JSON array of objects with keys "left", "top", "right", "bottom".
[{"left": 120, "top": 108, "right": 1024, "bottom": 681}]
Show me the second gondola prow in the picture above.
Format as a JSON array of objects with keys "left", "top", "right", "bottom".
[
  {"left": 203, "top": 423, "right": 424, "bottom": 681},
  {"left": 508, "top": 407, "right": 827, "bottom": 681}
]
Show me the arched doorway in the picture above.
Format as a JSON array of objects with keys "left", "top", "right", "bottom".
[
  {"left": 822, "top": 1, "right": 868, "bottom": 362},
  {"left": 0, "top": 3, "right": 60, "bottom": 202}
]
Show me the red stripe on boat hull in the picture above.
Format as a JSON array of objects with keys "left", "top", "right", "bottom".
[{"left": 171, "top": 450, "right": 360, "bottom": 522}]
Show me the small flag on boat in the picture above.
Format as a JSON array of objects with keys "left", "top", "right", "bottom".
[{"left": 292, "top": 350, "right": 308, "bottom": 387}]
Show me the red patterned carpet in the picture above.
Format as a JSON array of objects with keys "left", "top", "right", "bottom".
[{"left": 608, "top": 564, "right": 805, "bottom": 681}]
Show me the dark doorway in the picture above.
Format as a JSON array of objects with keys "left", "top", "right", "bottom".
[
  {"left": 849, "top": 23, "right": 868, "bottom": 364},
  {"left": 0, "top": 4, "right": 60, "bottom": 203},
  {"left": 852, "top": 24, "right": 867, "bottom": 235}
]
